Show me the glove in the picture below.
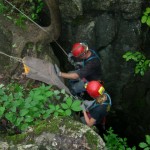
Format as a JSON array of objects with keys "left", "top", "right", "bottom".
[
  {"left": 80, "top": 103, "right": 86, "bottom": 111},
  {"left": 54, "top": 64, "right": 61, "bottom": 76},
  {"left": 68, "top": 53, "right": 73, "bottom": 62},
  {"left": 68, "top": 53, "right": 75, "bottom": 65},
  {"left": 68, "top": 53, "right": 73, "bottom": 60}
]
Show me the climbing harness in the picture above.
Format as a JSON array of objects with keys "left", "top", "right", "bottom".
[
  {"left": 82, "top": 49, "right": 100, "bottom": 67},
  {"left": 88, "top": 92, "right": 112, "bottom": 111}
]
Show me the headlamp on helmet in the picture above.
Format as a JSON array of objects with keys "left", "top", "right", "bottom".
[{"left": 85, "top": 81, "right": 105, "bottom": 98}]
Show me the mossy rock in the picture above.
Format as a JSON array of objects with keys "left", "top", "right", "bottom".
[{"left": 1, "top": 116, "right": 106, "bottom": 150}]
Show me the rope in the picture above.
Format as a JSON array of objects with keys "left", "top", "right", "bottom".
[
  {"left": 4, "top": 0, "right": 68, "bottom": 57},
  {"left": 0, "top": 50, "right": 61, "bottom": 90},
  {"left": 0, "top": 51, "right": 22, "bottom": 63}
]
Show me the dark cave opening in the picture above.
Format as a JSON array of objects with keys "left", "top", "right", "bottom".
[{"left": 37, "top": 4, "right": 51, "bottom": 27}]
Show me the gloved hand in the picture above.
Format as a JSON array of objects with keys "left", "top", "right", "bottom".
[
  {"left": 68, "top": 53, "right": 73, "bottom": 62},
  {"left": 68, "top": 53, "right": 75, "bottom": 65},
  {"left": 80, "top": 103, "right": 86, "bottom": 111},
  {"left": 54, "top": 64, "right": 61, "bottom": 76}
]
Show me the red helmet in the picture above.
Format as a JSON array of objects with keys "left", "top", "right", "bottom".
[
  {"left": 85, "top": 81, "right": 105, "bottom": 98},
  {"left": 71, "top": 43, "right": 88, "bottom": 57}
]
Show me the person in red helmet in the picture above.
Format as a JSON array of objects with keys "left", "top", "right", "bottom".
[
  {"left": 80, "top": 81, "right": 112, "bottom": 127},
  {"left": 54, "top": 42, "right": 102, "bottom": 96}
]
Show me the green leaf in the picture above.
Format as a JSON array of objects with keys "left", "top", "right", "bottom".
[
  {"left": 71, "top": 100, "right": 82, "bottom": 111},
  {"left": 24, "top": 103, "right": 32, "bottom": 109},
  {"left": 20, "top": 123, "right": 29, "bottom": 131},
  {"left": 57, "top": 109, "right": 64, "bottom": 113},
  {"left": 54, "top": 112, "right": 58, "bottom": 117},
  {"left": 71, "top": 106, "right": 82, "bottom": 111},
  {"left": 61, "top": 103, "right": 69, "bottom": 109},
  {"left": 25, "top": 97, "right": 32, "bottom": 103},
  {"left": 61, "top": 89, "right": 65, "bottom": 94},
  {"left": 10, "top": 106, "right": 16, "bottom": 112},
  {"left": 3, "top": 101, "right": 11, "bottom": 108},
  {"left": 0, "top": 95, "right": 7, "bottom": 102},
  {"left": 25, "top": 116, "right": 34, "bottom": 123},
  {"left": 71, "top": 100, "right": 81, "bottom": 108},
  {"left": 45, "top": 91, "right": 53, "bottom": 97},
  {"left": 146, "top": 16, "right": 150, "bottom": 26},
  {"left": 30, "top": 100, "right": 38, "bottom": 107},
  {"left": 123, "top": 51, "right": 132, "bottom": 57},
  {"left": 49, "top": 104, "right": 55, "bottom": 110},
  {"left": 5, "top": 113, "right": 16, "bottom": 123},
  {"left": 0, "top": 84, "right": 4, "bottom": 88},
  {"left": 6, "top": 15, "right": 12, "bottom": 20},
  {"left": 145, "top": 60, "right": 150, "bottom": 65},
  {"left": 54, "top": 90, "right": 60, "bottom": 95},
  {"left": 43, "top": 110, "right": 52, "bottom": 119},
  {"left": 33, "top": 112, "right": 41, "bottom": 118},
  {"left": 144, "top": 147, "right": 150, "bottom": 150},
  {"left": 55, "top": 105, "right": 60, "bottom": 110},
  {"left": 132, "top": 146, "right": 136, "bottom": 150},
  {"left": 0, "top": 107, "right": 5, "bottom": 117},
  {"left": 141, "top": 16, "right": 147, "bottom": 23},
  {"left": 13, "top": 100, "right": 23, "bottom": 107},
  {"left": 146, "top": 135, "right": 150, "bottom": 145},
  {"left": 135, "top": 68, "right": 140, "bottom": 74},
  {"left": 20, "top": 109, "right": 29, "bottom": 117},
  {"left": 31, "top": 107, "right": 39, "bottom": 112},
  {"left": 139, "top": 142, "right": 148, "bottom": 148},
  {"left": 15, "top": 117, "right": 24, "bottom": 126},
  {"left": 34, "top": 95, "right": 44, "bottom": 101},
  {"left": 66, "top": 97, "right": 72, "bottom": 107},
  {"left": 40, "top": 110, "right": 46, "bottom": 114},
  {"left": 65, "top": 109, "right": 71, "bottom": 116},
  {"left": 140, "top": 70, "right": 144, "bottom": 76},
  {"left": 146, "top": 7, "right": 150, "bottom": 14}
]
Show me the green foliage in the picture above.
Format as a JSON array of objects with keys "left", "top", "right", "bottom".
[
  {"left": 139, "top": 135, "right": 150, "bottom": 150},
  {"left": 141, "top": 7, "right": 150, "bottom": 27},
  {"left": 61, "top": 97, "right": 82, "bottom": 116},
  {"left": 123, "top": 6, "right": 150, "bottom": 77},
  {"left": 0, "top": 1, "right": 7, "bottom": 13},
  {"left": 104, "top": 127, "right": 136, "bottom": 150},
  {"left": 123, "top": 51, "right": 150, "bottom": 76},
  {"left": 0, "top": 83, "right": 82, "bottom": 133},
  {"left": 0, "top": 0, "right": 44, "bottom": 28},
  {"left": 104, "top": 128, "right": 150, "bottom": 150},
  {"left": 14, "top": 14, "right": 26, "bottom": 28},
  {"left": 20, "top": 0, "right": 44, "bottom": 21}
]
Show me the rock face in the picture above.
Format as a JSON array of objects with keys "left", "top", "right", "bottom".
[
  {"left": 0, "top": 0, "right": 150, "bottom": 145},
  {"left": 58, "top": 0, "right": 150, "bottom": 144},
  {"left": 0, "top": 117, "right": 106, "bottom": 150},
  {"left": 0, "top": 0, "right": 61, "bottom": 75}
]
